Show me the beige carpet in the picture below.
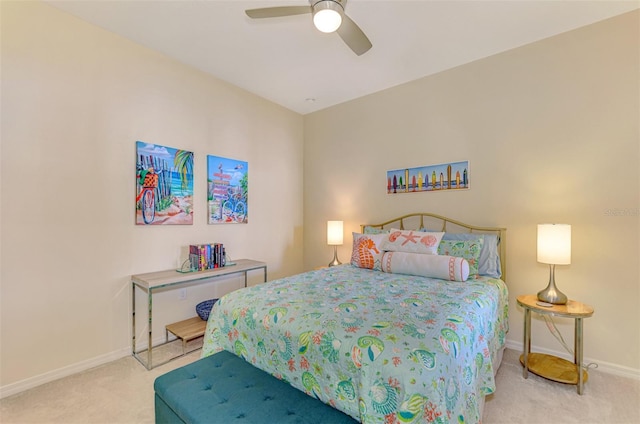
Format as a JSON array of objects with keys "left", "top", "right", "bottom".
[
  {"left": 1, "top": 347, "right": 639, "bottom": 423},
  {"left": 484, "top": 349, "right": 640, "bottom": 423}
]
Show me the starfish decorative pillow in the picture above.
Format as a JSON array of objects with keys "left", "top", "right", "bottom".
[{"left": 379, "top": 229, "right": 444, "bottom": 255}]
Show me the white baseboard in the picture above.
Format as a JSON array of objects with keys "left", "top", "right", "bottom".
[
  {"left": 504, "top": 339, "right": 640, "bottom": 380},
  {"left": 1, "top": 333, "right": 183, "bottom": 400},
  {"left": 3, "top": 337, "right": 638, "bottom": 399},
  {"left": 0, "top": 346, "right": 131, "bottom": 400}
]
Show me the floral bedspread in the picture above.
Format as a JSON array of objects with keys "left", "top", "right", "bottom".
[{"left": 202, "top": 265, "right": 508, "bottom": 424}]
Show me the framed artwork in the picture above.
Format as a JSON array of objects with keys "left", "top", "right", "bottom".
[
  {"left": 135, "top": 141, "right": 194, "bottom": 225},
  {"left": 207, "top": 155, "right": 248, "bottom": 224},
  {"left": 387, "top": 160, "right": 469, "bottom": 194}
]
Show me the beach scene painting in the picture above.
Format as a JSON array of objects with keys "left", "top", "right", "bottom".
[
  {"left": 387, "top": 160, "right": 469, "bottom": 194},
  {"left": 135, "top": 141, "right": 194, "bottom": 225},
  {"left": 207, "top": 155, "right": 248, "bottom": 224}
]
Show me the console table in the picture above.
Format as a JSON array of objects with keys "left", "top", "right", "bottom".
[{"left": 132, "top": 259, "right": 267, "bottom": 370}]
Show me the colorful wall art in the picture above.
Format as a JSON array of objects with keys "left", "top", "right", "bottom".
[
  {"left": 135, "top": 141, "right": 194, "bottom": 225},
  {"left": 207, "top": 155, "right": 248, "bottom": 224},
  {"left": 387, "top": 160, "right": 469, "bottom": 194}
]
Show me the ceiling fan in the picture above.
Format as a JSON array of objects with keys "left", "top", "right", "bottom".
[{"left": 245, "top": 0, "right": 372, "bottom": 56}]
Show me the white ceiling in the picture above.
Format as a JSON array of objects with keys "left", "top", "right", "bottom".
[{"left": 46, "top": 0, "right": 639, "bottom": 115}]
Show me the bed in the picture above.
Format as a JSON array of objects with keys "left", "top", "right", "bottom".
[{"left": 202, "top": 213, "right": 508, "bottom": 423}]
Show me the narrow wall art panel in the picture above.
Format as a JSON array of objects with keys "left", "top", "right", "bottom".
[
  {"left": 207, "top": 155, "right": 248, "bottom": 224},
  {"left": 135, "top": 141, "right": 194, "bottom": 225},
  {"left": 387, "top": 160, "right": 469, "bottom": 194}
]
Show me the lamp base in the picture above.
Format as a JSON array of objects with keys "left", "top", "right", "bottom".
[
  {"left": 537, "top": 264, "right": 568, "bottom": 305},
  {"left": 328, "top": 246, "right": 342, "bottom": 267}
]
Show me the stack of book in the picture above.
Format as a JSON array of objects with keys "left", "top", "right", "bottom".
[{"left": 189, "top": 243, "right": 226, "bottom": 271}]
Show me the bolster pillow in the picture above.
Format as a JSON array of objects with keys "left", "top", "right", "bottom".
[{"left": 381, "top": 251, "right": 469, "bottom": 282}]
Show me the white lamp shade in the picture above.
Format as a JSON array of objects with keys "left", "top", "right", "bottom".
[
  {"left": 313, "top": 1, "right": 342, "bottom": 33},
  {"left": 537, "top": 224, "right": 571, "bottom": 265},
  {"left": 327, "top": 220, "right": 344, "bottom": 245}
]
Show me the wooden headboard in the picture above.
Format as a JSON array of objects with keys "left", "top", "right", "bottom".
[{"left": 361, "top": 212, "right": 507, "bottom": 281}]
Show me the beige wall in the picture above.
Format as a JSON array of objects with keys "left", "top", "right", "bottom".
[
  {"left": 304, "top": 11, "right": 639, "bottom": 376},
  {"left": 1, "top": 1, "right": 638, "bottom": 398},
  {"left": 1, "top": 1, "right": 304, "bottom": 393}
]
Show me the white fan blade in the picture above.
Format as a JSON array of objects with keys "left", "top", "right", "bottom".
[
  {"left": 246, "top": 6, "right": 311, "bottom": 19},
  {"left": 337, "top": 14, "right": 372, "bottom": 56}
]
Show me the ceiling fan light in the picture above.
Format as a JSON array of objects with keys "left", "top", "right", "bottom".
[{"left": 313, "top": 1, "right": 343, "bottom": 33}]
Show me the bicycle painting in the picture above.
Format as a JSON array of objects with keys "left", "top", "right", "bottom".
[
  {"left": 136, "top": 166, "right": 158, "bottom": 224},
  {"left": 136, "top": 141, "right": 194, "bottom": 225},
  {"left": 207, "top": 155, "right": 248, "bottom": 224}
]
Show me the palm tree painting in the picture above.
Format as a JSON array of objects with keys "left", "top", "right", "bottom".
[{"left": 135, "top": 141, "right": 194, "bottom": 225}]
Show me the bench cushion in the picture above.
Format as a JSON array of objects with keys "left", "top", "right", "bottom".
[{"left": 154, "top": 350, "right": 358, "bottom": 424}]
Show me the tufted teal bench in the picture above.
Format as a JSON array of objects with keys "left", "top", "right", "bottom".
[{"left": 154, "top": 350, "right": 358, "bottom": 424}]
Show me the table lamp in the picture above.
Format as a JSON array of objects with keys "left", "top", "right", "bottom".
[
  {"left": 537, "top": 224, "right": 571, "bottom": 305},
  {"left": 327, "top": 220, "right": 343, "bottom": 267}
]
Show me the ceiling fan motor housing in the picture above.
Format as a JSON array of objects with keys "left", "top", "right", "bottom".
[{"left": 310, "top": 0, "right": 346, "bottom": 11}]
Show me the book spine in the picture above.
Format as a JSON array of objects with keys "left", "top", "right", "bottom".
[{"left": 189, "top": 245, "right": 198, "bottom": 270}]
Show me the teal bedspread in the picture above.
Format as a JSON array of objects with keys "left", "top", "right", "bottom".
[{"left": 202, "top": 265, "right": 508, "bottom": 424}]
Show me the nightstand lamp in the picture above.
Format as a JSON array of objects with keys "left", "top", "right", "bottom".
[
  {"left": 537, "top": 223, "right": 571, "bottom": 305},
  {"left": 327, "top": 220, "right": 343, "bottom": 267}
]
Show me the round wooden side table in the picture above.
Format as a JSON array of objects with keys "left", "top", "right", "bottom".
[{"left": 517, "top": 294, "right": 594, "bottom": 394}]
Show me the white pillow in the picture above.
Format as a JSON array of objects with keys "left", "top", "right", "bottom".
[
  {"left": 381, "top": 251, "right": 469, "bottom": 282},
  {"left": 379, "top": 229, "right": 445, "bottom": 255}
]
